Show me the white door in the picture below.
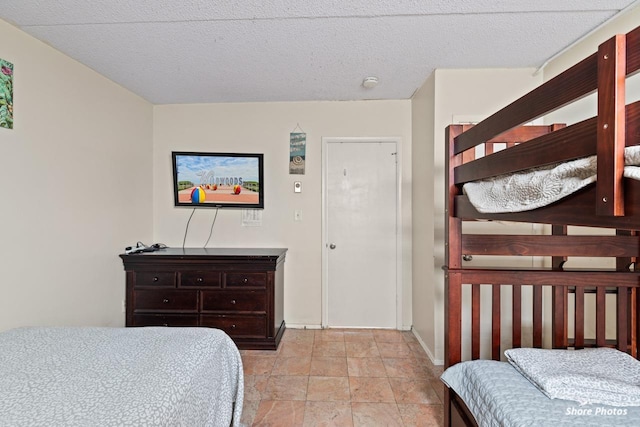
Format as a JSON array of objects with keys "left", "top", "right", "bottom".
[{"left": 323, "top": 139, "right": 398, "bottom": 328}]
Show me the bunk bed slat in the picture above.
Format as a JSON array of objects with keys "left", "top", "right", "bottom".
[
  {"left": 596, "top": 34, "right": 626, "bottom": 216},
  {"left": 446, "top": 271, "right": 463, "bottom": 367},
  {"left": 533, "top": 285, "right": 543, "bottom": 348},
  {"left": 574, "top": 287, "right": 585, "bottom": 350},
  {"left": 552, "top": 286, "right": 567, "bottom": 348},
  {"left": 454, "top": 100, "right": 640, "bottom": 185},
  {"left": 454, "top": 120, "right": 595, "bottom": 184},
  {"left": 492, "top": 285, "right": 501, "bottom": 360},
  {"left": 486, "top": 126, "right": 561, "bottom": 144},
  {"left": 618, "top": 287, "right": 629, "bottom": 353},
  {"left": 512, "top": 285, "right": 522, "bottom": 349},
  {"left": 449, "top": 269, "right": 640, "bottom": 287},
  {"left": 471, "top": 284, "right": 480, "bottom": 360},
  {"left": 461, "top": 234, "right": 640, "bottom": 257},
  {"left": 596, "top": 287, "right": 606, "bottom": 347}
]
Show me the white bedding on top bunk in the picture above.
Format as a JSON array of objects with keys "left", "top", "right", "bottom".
[
  {"left": 463, "top": 146, "right": 640, "bottom": 213},
  {"left": 0, "top": 327, "right": 244, "bottom": 427}
]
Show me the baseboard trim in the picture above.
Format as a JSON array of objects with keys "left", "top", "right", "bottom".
[{"left": 411, "top": 327, "right": 444, "bottom": 365}]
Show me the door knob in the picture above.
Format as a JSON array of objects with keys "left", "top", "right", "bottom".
[{"left": 329, "top": 243, "right": 336, "bottom": 249}]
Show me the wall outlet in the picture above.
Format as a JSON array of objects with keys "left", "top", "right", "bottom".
[{"left": 294, "top": 209, "right": 302, "bottom": 221}]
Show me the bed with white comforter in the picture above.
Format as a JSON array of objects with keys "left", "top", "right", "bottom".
[{"left": 0, "top": 326, "right": 243, "bottom": 427}]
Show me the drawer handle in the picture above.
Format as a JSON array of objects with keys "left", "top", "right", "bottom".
[
  {"left": 243, "top": 277, "right": 249, "bottom": 283},
  {"left": 153, "top": 276, "right": 159, "bottom": 282},
  {"left": 197, "top": 277, "right": 204, "bottom": 283},
  {"left": 162, "top": 298, "right": 170, "bottom": 304},
  {"left": 162, "top": 323, "right": 168, "bottom": 327},
  {"left": 230, "top": 299, "right": 237, "bottom": 305},
  {"left": 231, "top": 324, "right": 236, "bottom": 329}
]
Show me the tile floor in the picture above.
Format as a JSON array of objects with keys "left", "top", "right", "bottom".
[{"left": 239, "top": 328, "right": 444, "bottom": 426}]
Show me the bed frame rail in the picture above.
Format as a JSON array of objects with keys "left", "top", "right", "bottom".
[{"left": 445, "top": 271, "right": 640, "bottom": 366}]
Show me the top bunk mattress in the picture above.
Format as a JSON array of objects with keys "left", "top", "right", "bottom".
[{"left": 463, "top": 146, "right": 640, "bottom": 214}]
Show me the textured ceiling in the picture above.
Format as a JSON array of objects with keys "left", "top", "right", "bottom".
[{"left": 1, "top": 1, "right": 638, "bottom": 104}]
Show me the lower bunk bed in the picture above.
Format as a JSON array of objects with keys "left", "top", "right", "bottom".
[
  {"left": 443, "top": 352, "right": 640, "bottom": 427},
  {"left": 442, "top": 24, "right": 640, "bottom": 427},
  {"left": 442, "top": 284, "right": 640, "bottom": 427}
]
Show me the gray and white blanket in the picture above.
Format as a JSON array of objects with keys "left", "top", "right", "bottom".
[
  {"left": 441, "top": 358, "right": 640, "bottom": 427},
  {"left": 504, "top": 347, "right": 640, "bottom": 407},
  {"left": 0, "top": 326, "right": 244, "bottom": 427},
  {"left": 463, "top": 146, "right": 640, "bottom": 213}
]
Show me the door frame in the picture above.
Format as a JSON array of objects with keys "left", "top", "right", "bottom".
[{"left": 321, "top": 136, "right": 403, "bottom": 329}]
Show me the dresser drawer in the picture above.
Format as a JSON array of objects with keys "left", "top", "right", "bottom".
[
  {"left": 201, "top": 315, "right": 266, "bottom": 337},
  {"left": 180, "top": 271, "right": 221, "bottom": 287},
  {"left": 132, "top": 314, "right": 199, "bottom": 327},
  {"left": 135, "top": 272, "right": 175, "bottom": 287},
  {"left": 226, "top": 272, "right": 267, "bottom": 287},
  {"left": 134, "top": 290, "right": 198, "bottom": 311},
  {"left": 201, "top": 290, "right": 266, "bottom": 312}
]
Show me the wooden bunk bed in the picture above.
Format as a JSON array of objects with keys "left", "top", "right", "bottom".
[{"left": 443, "top": 25, "right": 640, "bottom": 427}]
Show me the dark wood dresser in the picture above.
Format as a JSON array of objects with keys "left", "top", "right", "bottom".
[{"left": 119, "top": 247, "right": 286, "bottom": 350}]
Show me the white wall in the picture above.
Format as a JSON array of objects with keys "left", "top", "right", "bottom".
[
  {"left": 152, "top": 101, "right": 412, "bottom": 327},
  {"left": 0, "top": 19, "right": 153, "bottom": 331},
  {"left": 411, "top": 73, "right": 436, "bottom": 357}
]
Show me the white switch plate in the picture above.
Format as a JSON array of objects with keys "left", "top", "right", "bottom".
[
  {"left": 294, "top": 181, "right": 302, "bottom": 193},
  {"left": 294, "top": 209, "right": 302, "bottom": 221}
]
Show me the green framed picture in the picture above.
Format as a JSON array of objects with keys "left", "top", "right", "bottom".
[{"left": 0, "top": 58, "right": 14, "bottom": 130}]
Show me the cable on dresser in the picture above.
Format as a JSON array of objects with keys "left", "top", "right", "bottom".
[
  {"left": 182, "top": 208, "right": 196, "bottom": 249},
  {"left": 203, "top": 207, "right": 220, "bottom": 248}
]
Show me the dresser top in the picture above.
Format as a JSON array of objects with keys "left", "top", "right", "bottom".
[{"left": 120, "top": 247, "right": 287, "bottom": 262}]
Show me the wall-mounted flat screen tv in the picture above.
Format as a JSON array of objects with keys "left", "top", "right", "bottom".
[{"left": 172, "top": 151, "right": 264, "bottom": 209}]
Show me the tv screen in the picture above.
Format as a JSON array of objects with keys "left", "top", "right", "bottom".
[{"left": 172, "top": 151, "right": 264, "bottom": 209}]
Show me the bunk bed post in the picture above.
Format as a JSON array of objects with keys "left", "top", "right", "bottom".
[
  {"left": 445, "top": 124, "right": 465, "bottom": 427},
  {"left": 616, "top": 229, "right": 638, "bottom": 356},
  {"left": 445, "top": 125, "right": 465, "bottom": 367},
  {"left": 596, "top": 34, "right": 626, "bottom": 216}
]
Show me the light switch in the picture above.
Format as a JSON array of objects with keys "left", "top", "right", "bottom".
[
  {"left": 294, "top": 181, "right": 302, "bottom": 193},
  {"left": 294, "top": 210, "right": 302, "bottom": 221}
]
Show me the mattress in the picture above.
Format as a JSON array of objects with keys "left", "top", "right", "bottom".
[
  {"left": 441, "top": 359, "right": 640, "bottom": 427},
  {"left": 0, "top": 326, "right": 244, "bottom": 427}
]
